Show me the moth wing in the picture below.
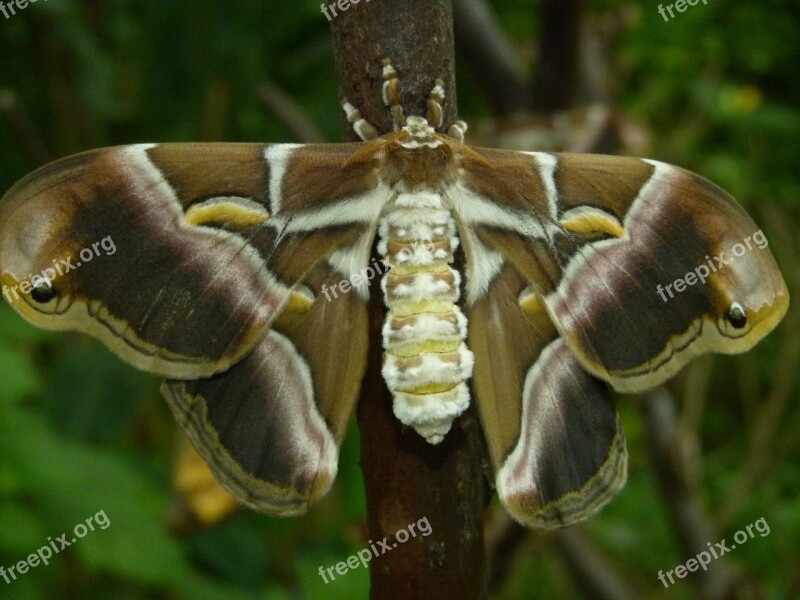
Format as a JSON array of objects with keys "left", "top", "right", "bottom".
[
  {"left": 459, "top": 148, "right": 789, "bottom": 394},
  {"left": 161, "top": 262, "right": 370, "bottom": 515},
  {"left": 0, "top": 142, "right": 381, "bottom": 379},
  {"left": 541, "top": 154, "right": 789, "bottom": 392},
  {"left": 467, "top": 264, "right": 626, "bottom": 528}
]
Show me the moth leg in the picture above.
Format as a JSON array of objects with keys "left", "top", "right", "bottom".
[
  {"left": 448, "top": 120, "right": 468, "bottom": 143},
  {"left": 342, "top": 100, "right": 379, "bottom": 142},
  {"left": 381, "top": 58, "right": 405, "bottom": 131},
  {"left": 427, "top": 79, "right": 445, "bottom": 130},
  {"left": 426, "top": 75, "right": 468, "bottom": 141}
]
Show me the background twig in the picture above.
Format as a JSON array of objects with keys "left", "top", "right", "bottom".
[
  {"left": 256, "top": 81, "right": 325, "bottom": 143},
  {"left": 644, "top": 388, "right": 740, "bottom": 599}
]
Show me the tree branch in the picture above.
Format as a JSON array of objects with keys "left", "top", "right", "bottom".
[
  {"left": 643, "top": 388, "right": 741, "bottom": 599},
  {"left": 328, "top": 2, "right": 489, "bottom": 599},
  {"left": 256, "top": 81, "right": 325, "bottom": 143},
  {"left": 453, "top": 0, "right": 530, "bottom": 114},
  {"left": 531, "top": 0, "right": 584, "bottom": 110}
]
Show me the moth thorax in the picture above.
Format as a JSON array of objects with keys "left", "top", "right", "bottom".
[
  {"left": 384, "top": 142, "right": 458, "bottom": 189},
  {"left": 378, "top": 192, "right": 474, "bottom": 444}
]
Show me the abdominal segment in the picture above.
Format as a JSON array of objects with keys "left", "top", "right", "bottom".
[{"left": 378, "top": 191, "right": 474, "bottom": 444}]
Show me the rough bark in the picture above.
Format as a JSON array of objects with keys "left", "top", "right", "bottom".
[{"left": 328, "top": 2, "right": 489, "bottom": 599}]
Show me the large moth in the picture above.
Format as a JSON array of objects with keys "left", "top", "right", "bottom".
[{"left": 0, "top": 61, "right": 788, "bottom": 529}]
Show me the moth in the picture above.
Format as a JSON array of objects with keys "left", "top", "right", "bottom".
[{"left": 0, "top": 60, "right": 788, "bottom": 529}]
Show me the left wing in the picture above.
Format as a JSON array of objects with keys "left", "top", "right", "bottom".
[{"left": 0, "top": 142, "right": 383, "bottom": 514}]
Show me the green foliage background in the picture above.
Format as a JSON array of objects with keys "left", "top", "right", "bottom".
[{"left": 0, "top": 1, "right": 797, "bottom": 598}]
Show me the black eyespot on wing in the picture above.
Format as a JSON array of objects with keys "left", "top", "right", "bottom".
[
  {"left": 727, "top": 302, "right": 747, "bottom": 329},
  {"left": 30, "top": 280, "right": 57, "bottom": 303}
]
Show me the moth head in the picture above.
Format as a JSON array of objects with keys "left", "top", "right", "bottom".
[{"left": 402, "top": 116, "right": 436, "bottom": 140}]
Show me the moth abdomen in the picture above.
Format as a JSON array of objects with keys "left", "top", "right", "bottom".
[{"left": 378, "top": 191, "right": 474, "bottom": 444}]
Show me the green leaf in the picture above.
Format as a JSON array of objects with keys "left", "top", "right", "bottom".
[{"left": 0, "top": 403, "right": 191, "bottom": 586}]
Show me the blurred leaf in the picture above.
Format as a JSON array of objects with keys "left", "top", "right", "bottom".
[{"left": 0, "top": 402, "right": 191, "bottom": 586}]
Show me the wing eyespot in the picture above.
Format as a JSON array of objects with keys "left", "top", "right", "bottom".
[
  {"left": 30, "top": 279, "right": 57, "bottom": 304},
  {"left": 727, "top": 301, "right": 747, "bottom": 329}
]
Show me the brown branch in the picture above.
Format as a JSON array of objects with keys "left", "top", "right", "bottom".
[
  {"left": 328, "top": 3, "right": 489, "bottom": 599},
  {"left": 531, "top": 0, "right": 585, "bottom": 111},
  {"left": 256, "top": 81, "right": 325, "bottom": 143},
  {"left": 553, "top": 526, "right": 638, "bottom": 600},
  {"left": 453, "top": 0, "right": 530, "bottom": 115},
  {"left": 643, "top": 388, "right": 741, "bottom": 600},
  {"left": 485, "top": 509, "right": 639, "bottom": 599},
  {"left": 484, "top": 510, "right": 529, "bottom": 593}
]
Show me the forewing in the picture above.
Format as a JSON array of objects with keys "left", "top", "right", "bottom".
[
  {"left": 0, "top": 142, "right": 380, "bottom": 379},
  {"left": 542, "top": 154, "right": 789, "bottom": 392},
  {"left": 459, "top": 148, "right": 788, "bottom": 393}
]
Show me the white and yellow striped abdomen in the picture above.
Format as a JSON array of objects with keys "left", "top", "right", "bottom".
[{"left": 378, "top": 190, "right": 473, "bottom": 444}]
